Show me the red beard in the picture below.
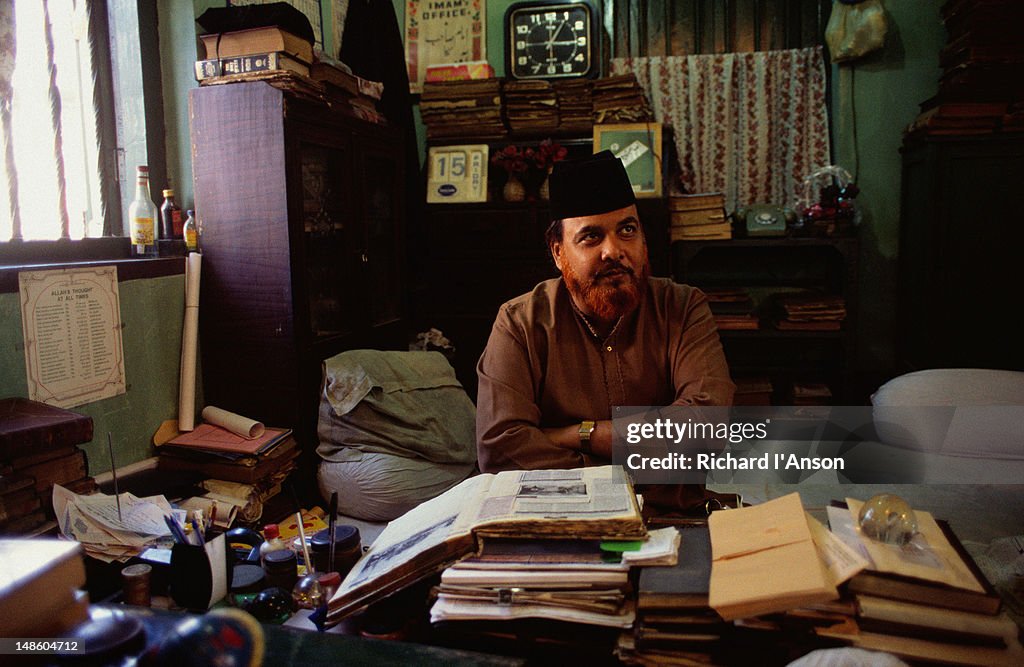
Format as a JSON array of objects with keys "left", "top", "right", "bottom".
[{"left": 562, "top": 258, "right": 649, "bottom": 323}]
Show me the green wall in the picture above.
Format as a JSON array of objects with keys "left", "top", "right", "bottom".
[
  {"left": 831, "top": 0, "right": 945, "bottom": 369},
  {"left": 0, "top": 273, "right": 187, "bottom": 468}
]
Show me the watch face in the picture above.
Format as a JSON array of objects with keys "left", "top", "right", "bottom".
[{"left": 507, "top": 2, "right": 595, "bottom": 80}]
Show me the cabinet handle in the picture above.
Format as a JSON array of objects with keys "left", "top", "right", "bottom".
[{"left": 361, "top": 252, "right": 369, "bottom": 264}]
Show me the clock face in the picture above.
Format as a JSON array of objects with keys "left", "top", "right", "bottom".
[{"left": 507, "top": 2, "right": 596, "bottom": 80}]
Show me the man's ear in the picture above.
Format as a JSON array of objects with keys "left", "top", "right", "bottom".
[{"left": 550, "top": 241, "right": 564, "bottom": 272}]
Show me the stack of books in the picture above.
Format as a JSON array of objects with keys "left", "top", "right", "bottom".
[
  {"left": 327, "top": 466, "right": 648, "bottom": 626},
  {"left": 789, "top": 382, "right": 833, "bottom": 406},
  {"left": 907, "top": 0, "right": 1024, "bottom": 137},
  {"left": 822, "top": 501, "right": 1024, "bottom": 665},
  {"left": 503, "top": 80, "right": 560, "bottom": 135},
  {"left": 420, "top": 79, "right": 506, "bottom": 141},
  {"left": 0, "top": 539, "right": 89, "bottom": 637},
  {"left": 195, "top": 25, "right": 314, "bottom": 81},
  {"left": 0, "top": 398, "right": 97, "bottom": 535},
  {"left": 592, "top": 74, "right": 654, "bottom": 124},
  {"left": 732, "top": 376, "right": 774, "bottom": 406},
  {"left": 624, "top": 525, "right": 732, "bottom": 663},
  {"left": 669, "top": 193, "right": 730, "bottom": 241},
  {"left": 553, "top": 80, "right": 594, "bottom": 134},
  {"left": 309, "top": 61, "right": 386, "bottom": 125},
  {"left": 155, "top": 422, "right": 299, "bottom": 522},
  {"left": 704, "top": 287, "right": 758, "bottom": 330},
  {"left": 774, "top": 292, "right": 846, "bottom": 331}
]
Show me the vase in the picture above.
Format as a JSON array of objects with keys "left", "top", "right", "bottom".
[
  {"left": 503, "top": 173, "right": 526, "bottom": 202},
  {"left": 538, "top": 167, "right": 552, "bottom": 200}
]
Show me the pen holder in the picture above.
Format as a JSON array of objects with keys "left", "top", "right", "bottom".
[{"left": 169, "top": 532, "right": 229, "bottom": 611}]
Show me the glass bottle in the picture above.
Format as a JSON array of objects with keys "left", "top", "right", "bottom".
[
  {"left": 160, "top": 188, "right": 183, "bottom": 239},
  {"left": 259, "top": 523, "right": 291, "bottom": 566},
  {"left": 184, "top": 209, "right": 198, "bottom": 252},
  {"left": 128, "top": 166, "right": 158, "bottom": 257}
]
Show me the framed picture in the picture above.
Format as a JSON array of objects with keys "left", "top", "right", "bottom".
[
  {"left": 592, "top": 123, "right": 663, "bottom": 198},
  {"left": 404, "top": 0, "right": 486, "bottom": 94}
]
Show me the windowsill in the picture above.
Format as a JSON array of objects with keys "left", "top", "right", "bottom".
[{"left": 1, "top": 239, "right": 184, "bottom": 293}]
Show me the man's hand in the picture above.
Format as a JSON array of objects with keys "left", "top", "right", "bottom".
[{"left": 541, "top": 422, "right": 612, "bottom": 459}]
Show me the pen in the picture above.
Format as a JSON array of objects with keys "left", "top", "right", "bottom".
[
  {"left": 164, "top": 514, "right": 187, "bottom": 543},
  {"left": 192, "top": 516, "right": 205, "bottom": 546},
  {"left": 209, "top": 501, "right": 218, "bottom": 533}
]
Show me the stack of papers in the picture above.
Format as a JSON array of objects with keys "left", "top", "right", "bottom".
[{"left": 53, "top": 484, "right": 179, "bottom": 562}]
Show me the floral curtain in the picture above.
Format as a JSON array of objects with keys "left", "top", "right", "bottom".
[{"left": 611, "top": 47, "right": 831, "bottom": 213}]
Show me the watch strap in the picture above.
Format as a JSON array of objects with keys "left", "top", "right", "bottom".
[{"left": 578, "top": 420, "right": 596, "bottom": 455}]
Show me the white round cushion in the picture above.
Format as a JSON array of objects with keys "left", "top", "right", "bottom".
[{"left": 871, "top": 369, "right": 1024, "bottom": 459}]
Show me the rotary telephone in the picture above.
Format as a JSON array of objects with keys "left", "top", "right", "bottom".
[{"left": 734, "top": 204, "right": 797, "bottom": 237}]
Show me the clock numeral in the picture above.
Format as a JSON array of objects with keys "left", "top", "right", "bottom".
[
  {"left": 574, "top": 20, "right": 585, "bottom": 30},
  {"left": 577, "top": 36, "right": 587, "bottom": 46},
  {"left": 516, "top": 24, "right": 529, "bottom": 34},
  {"left": 547, "top": 64, "right": 556, "bottom": 74},
  {"left": 562, "top": 63, "right": 572, "bottom": 73},
  {"left": 516, "top": 40, "right": 526, "bottom": 50},
  {"left": 575, "top": 53, "right": 585, "bottom": 62},
  {"left": 518, "top": 56, "right": 527, "bottom": 65},
  {"left": 544, "top": 12, "right": 556, "bottom": 21},
  {"left": 530, "top": 14, "right": 541, "bottom": 24}
]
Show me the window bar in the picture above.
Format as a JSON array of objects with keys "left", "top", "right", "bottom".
[
  {"left": 42, "top": 0, "right": 71, "bottom": 239},
  {"left": 71, "top": 0, "right": 94, "bottom": 238}
]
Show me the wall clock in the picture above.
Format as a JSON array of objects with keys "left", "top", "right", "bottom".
[{"left": 504, "top": 1, "right": 600, "bottom": 80}]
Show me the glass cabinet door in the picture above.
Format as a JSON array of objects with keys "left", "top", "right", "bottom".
[{"left": 359, "top": 147, "right": 403, "bottom": 328}]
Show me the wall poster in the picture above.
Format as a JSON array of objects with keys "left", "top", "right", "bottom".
[
  {"left": 19, "top": 266, "right": 126, "bottom": 408},
  {"left": 405, "top": 0, "right": 485, "bottom": 93}
]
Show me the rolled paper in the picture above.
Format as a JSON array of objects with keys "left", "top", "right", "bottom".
[
  {"left": 201, "top": 405, "right": 265, "bottom": 440},
  {"left": 178, "top": 253, "right": 202, "bottom": 431}
]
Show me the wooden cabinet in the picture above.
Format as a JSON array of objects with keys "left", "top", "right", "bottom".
[
  {"left": 420, "top": 199, "right": 670, "bottom": 400},
  {"left": 899, "top": 134, "right": 1024, "bottom": 372},
  {"left": 190, "top": 82, "right": 406, "bottom": 451},
  {"left": 673, "top": 236, "right": 859, "bottom": 403}
]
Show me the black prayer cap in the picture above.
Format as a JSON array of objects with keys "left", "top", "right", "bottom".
[{"left": 549, "top": 150, "right": 636, "bottom": 220}]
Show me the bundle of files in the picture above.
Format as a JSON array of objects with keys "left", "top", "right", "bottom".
[
  {"left": 821, "top": 500, "right": 1024, "bottom": 665},
  {"left": 155, "top": 422, "right": 298, "bottom": 525},
  {"left": 592, "top": 74, "right": 654, "bottom": 124},
  {"left": 774, "top": 292, "right": 846, "bottom": 331},
  {"left": 553, "top": 80, "right": 594, "bottom": 134},
  {"left": 420, "top": 79, "right": 506, "bottom": 141},
  {"left": 309, "top": 60, "right": 386, "bottom": 125},
  {"left": 502, "top": 80, "right": 560, "bottom": 134},
  {"left": 669, "top": 192, "right": 731, "bottom": 241},
  {"left": 0, "top": 398, "right": 98, "bottom": 535},
  {"left": 704, "top": 287, "right": 758, "bottom": 331},
  {"left": 431, "top": 527, "right": 679, "bottom": 630}
]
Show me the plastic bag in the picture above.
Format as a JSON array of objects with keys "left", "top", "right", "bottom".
[{"left": 825, "top": 0, "right": 888, "bottom": 63}]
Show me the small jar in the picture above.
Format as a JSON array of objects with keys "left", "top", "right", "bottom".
[
  {"left": 317, "top": 571, "right": 341, "bottom": 601},
  {"left": 310, "top": 525, "right": 361, "bottom": 577},
  {"left": 229, "top": 563, "right": 266, "bottom": 608},
  {"left": 262, "top": 548, "right": 298, "bottom": 593}
]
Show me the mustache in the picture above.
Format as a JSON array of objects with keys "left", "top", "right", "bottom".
[{"left": 594, "top": 262, "right": 634, "bottom": 279}]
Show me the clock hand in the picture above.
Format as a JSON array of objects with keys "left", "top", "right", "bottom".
[{"left": 546, "top": 20, "right": 568, "bottom": 55}]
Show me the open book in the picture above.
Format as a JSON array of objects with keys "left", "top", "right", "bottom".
[{"left": 326, "top": 465, "right": 645, "bottom": 622}]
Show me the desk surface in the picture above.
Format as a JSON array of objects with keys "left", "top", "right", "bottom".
[{"left": 50, "top": 605, "right": 524, "bottom": 667}]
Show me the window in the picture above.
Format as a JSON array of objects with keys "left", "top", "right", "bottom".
[{"left": 1, "top": 0, "right": 117, "bottom": 243}]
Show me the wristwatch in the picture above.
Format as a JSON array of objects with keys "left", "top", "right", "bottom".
[{"left": 578, "top": 420, "right": 596, "bottom": 455}]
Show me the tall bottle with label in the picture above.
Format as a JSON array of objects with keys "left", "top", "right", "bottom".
[
  {"left": 184, "top": 209, "right": 198, "bottom": 252},
  {"left": 129, "top": 166, "right": 158, "bottom": 257},
  {"left": 160, "top": 188, "right": 183, "bottom": 239}
]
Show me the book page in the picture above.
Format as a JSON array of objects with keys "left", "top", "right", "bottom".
[
  {"left": 807, "top": 513, "right": 869, "bottom": 587},
  {"left": 339, "top": 473, "right": 493, "bottom": 591},
  {"left": 472, "top": 465, "right": 639, "bottom": 527},
  {"left": 846, "top": 498, "right": 985, "bottom": 592},
  {"left": 709, "top": 492, "right": 809, "bottom": 560}
]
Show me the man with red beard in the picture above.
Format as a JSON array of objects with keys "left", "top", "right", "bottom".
[{"left": 475, "top": 151, "right": 735, "bottom": 510}]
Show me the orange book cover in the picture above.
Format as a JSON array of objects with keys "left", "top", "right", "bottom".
[{"left": 164, "top": 423, "right": 291, "bottom": 455}]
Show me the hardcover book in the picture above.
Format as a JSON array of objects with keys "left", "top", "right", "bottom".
[
  {"left": 327, "top": 465, "right": 646, "bottom": 623},
  {"left": 0, "top": 398, "right": 93, "bottom": 460},
  {"left": 200, "top": 26, "right": 313, "bottom": 64},
  {"left": 194, "top": 51, "right": 308, "bottom": 81},
  {"left": 638, "top": 525, "right": 711, "bottom": 610}
]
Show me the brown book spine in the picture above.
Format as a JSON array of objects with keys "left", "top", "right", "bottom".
[
  {"left": 0, "top": 398, "right": 93, "bottom": 459},
  {"left": 18, "top": 449, "right": 87, "bottom": 493}
]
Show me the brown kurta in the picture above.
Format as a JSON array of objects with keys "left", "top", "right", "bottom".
[{"left": 476, "top": 277, "right": 735, "bottom": 484}]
